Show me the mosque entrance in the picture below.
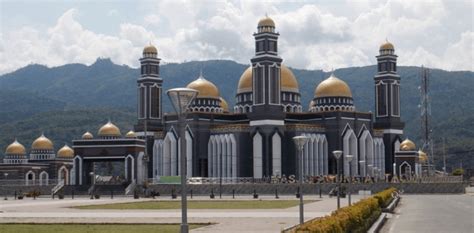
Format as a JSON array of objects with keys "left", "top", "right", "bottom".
[{"left": 92, "top": 161, "right": 125, "bottom": 185}]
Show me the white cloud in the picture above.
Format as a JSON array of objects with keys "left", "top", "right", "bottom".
[{"left": 0, "top": 1, "right": 472, "bottom": 74}]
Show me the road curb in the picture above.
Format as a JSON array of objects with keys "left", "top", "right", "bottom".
[{"left": 368, "top": 212, "right": 387, "bottom": 233}]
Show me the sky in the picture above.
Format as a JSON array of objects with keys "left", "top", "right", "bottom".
[{"left": 0, "top": 0, "right": 472, "bottom": 74}]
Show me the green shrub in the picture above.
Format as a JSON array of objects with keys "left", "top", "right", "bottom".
[
  {"left": 373, "top": 187, "right": 397, "bottom": 208},
  {"left": 288, "top": 188, "right": 397, "bottom": 233},
  {"left": 452, "top": 168, "right": 464, "bottom": 176}
]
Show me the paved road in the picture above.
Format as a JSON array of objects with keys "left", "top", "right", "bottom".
[{"left": 382, "top": 194, "right": 474, "bottom": 233}]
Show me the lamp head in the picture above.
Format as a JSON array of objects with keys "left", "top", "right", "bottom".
[
  {"left": 292, "top": 136, "right": 309, "bottom": 151},
  {"left": 332, "top": 150, "right": 343, "bottom": 159},
  {"left": 167, "top": 87, "right": 198, "bottom": 116},
  {"left": 346, "top": 154, "right": 354, "bottom": 162}
]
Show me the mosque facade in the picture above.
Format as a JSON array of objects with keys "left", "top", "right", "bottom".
[{"left": 1, "top": 17, "right": 428, "bottom": 186}]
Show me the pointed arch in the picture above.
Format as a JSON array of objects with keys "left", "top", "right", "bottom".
[
  {"left": 359, "top": 130, "right": 374, "bottom": 176},
  {"left": 125, "top": 154, "right": 135, "bottom": 182},
  {"left": 253, "top": 131, "right": 263, "bottom": 178},
  {"left": 58, "top": 166, "right": 69, "bottom": 185},
  {"left": 73, "top": 155, "right": 83, "bottom": 185},
  {"left": 343, "top": 128, "right": 358, "bottom": 176},
  {"left": 272, "top": 132, "right": 282, "bottom": 176},
  {"left": 39, "top": 171, "right": 48, "bottom": 186}
]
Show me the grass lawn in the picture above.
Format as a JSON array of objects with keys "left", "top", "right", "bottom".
[
  {"left": 0, "top": 223, "right": 206, "bottom": 233},
  {"left": 76, "top": 200, "right": 315, "bottom": 210}
]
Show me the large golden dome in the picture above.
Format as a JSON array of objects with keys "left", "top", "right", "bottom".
[
  {"left": 98, "top": 121, "right": 121, "bottom": 137},
  {"left": 186, "top": 75, "right": 220, "bottom": 98},
  {"left": 143, "top": 44, "right": 158, "bottom": 54},
  {"left": 418, "top": 150, "right": 428, "bottom": 163},
  {"left": 400, "top": 139, "right": 416, "bottom": 151},
  {"left": 57, "top": 145, "right": 74, "bottom": 158},
  {"left": 219, "top": 97, "right": 229, "bottom": 112},
  {"left": 258, "top": 16, "right": 275, "bottom": 27},
  {"left": 5, "top": 140, "right": 26, "bottom": 155},
  {"left": 32, "top": 134, "right": 54, "bottom": 150},
  {"left": 314, "top": 73, "right": 352, "bottom": 98},
  {"left": 380, "top": 40, "right": 394, "bottom": 50},
  {"left": 237, "top": 65, "right": 299, "bottom": 94}
]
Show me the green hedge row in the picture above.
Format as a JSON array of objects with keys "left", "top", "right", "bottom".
[{"left": 289, "top": 188, "right": 397, "bottom": 233}]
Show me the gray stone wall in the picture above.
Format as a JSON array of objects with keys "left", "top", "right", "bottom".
[
  {"left": 147, "top": 182, "right": 468, "bottom": 195},
  {"left": 0, "top": 182, "right": 467, "bottom": 196}
]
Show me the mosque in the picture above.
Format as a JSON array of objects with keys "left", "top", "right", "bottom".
[{"left": 0, "top": 16, "right": 428, "bottom": 186}]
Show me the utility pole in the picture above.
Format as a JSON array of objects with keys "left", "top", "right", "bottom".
[
  {"left": 420, "top": 66, "right": 434, "bottom": 175},
  {"left": 442, "top": 138, "right": 447, "bottom": 175}
]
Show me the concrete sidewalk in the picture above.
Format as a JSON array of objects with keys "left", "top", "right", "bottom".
[{"left": 0, "top": 195, "right": 361, "bottom": 232}]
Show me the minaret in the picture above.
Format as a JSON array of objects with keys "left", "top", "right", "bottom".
[
  {"left": 248, "top": 16, "right": 285, "bottom": 179},
  {"left": 373, "top": 40, "right": 405, "bottom": 174},
  {"left": 135, "top": 44, "right": 163, "bottom": 180},
  {"left": 248, "top": 15, "right": 284, "bottom": 118},
  {"left": 135, "top": 44, "right": 163, "bottom": 132}
]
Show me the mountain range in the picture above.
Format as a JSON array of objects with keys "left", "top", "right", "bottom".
[{"left": 0, "top": 58, "right": 472, "bottom": 172}]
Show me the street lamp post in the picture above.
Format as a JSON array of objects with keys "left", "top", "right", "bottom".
[
  {"left": 3, "top": 173, "right": 8, "bottom": 200},
  {"left": 359, "top": 160, "right": 365, "bottom": 181},
  {"left": 373, "top": 166, "right": 378, "bottom": 182},
  {"left": 89, "top": 172, "right": 95, "bottom": 199},
  {"left": 368, "top": 164, "right": 373, "bottom": 183},
  {"left": 393, "top": 162, "right": 397, "bottom": 179},
  {"left": 167, "top": 87, "right": 198, "bottom": 233},
  {"left": 332, "top": 150, "right": 342, "bottom": 210},
  {"left": 346, "top": 154, "right": 353, "bottom": 206},
  {"left": 293, "top": 135, "right": 309, "bottom": 225}
]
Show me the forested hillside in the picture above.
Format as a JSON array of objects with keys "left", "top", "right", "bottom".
[{"left": 1, "top": 59, "right": 472, "bottom": 171}]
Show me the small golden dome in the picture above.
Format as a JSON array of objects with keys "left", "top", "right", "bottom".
[
  {"left": 380, "top": 40, "right": 394, "bottom": 50},
  {"left": 98, "top": 121, "right": 121, "bottom": 137},
  {"left": 125, "top": 130, "right": 136, "bottom": 138},
  {"left": 219, "top": 97, "right": 229, "bottom": 112},
  {"left": 314, "top": 73, "right": 352, "bottom": 98},
  {"left": 186, "top": 75, "right": 220, "bottom": 98},
  {"left": 82, "top": 131, "right": 93, "bottom": 139},
  {"left": 418, "top": 150, "right": 428, "bottom": 163},
  {"left": 237, "top": 65, "right": 299, "bottom": 93},
  {"left": 400, "top": 139, "right": 416, "bottom": 151},
  {"left": 32, "top": 134, "right": 54, "bottom": 150},
  {"left": 143, "top": 44, "right": 158, "bottom": 54},
  {"left": 57, "top": 145, "right": 74, "bottom": 158},
  {"left": 5, "top": 140, "right": 26, "bottom": 155},
  {"left": 258, "top": 16, "right": 275, "bottom": 27}
]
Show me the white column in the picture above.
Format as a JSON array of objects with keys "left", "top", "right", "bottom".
[
  {"left": 208, "top": 137, "right": 213, "bottom": 178},
  {"left": 186, "top": 131, "right": 193, "bottom": 177},
  {"left": 323, "top": 136, "right": 328, "bottom": 175},
  {"left": 226, "top": 135, "right": 232, "bottom": 178},
  {"left": 303, "top": 134, "right": 310, "bottom": 176},
  {"left": 137, "top": 152, "right": 144, "bottom": 184},
  {"left": 230, "top": 134, "right": 237, "bottom": 178},
  {"left": 309, "top": 136, "right": 314, "bottom": 176},
  {"left": 212, "top": 137, "right": 218, "bottom": 177},
  {"left": 253, "top": 132, "right": 263, "bottom": 179},
  {"left": 217, "top": 136, "right": 222, "bottom": 178},
  {"left": 314, "top": 136, "right": 320, "bottom": 175},
  {"left": 272, "top": 133, "right": 281, "bottom": 176}
]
